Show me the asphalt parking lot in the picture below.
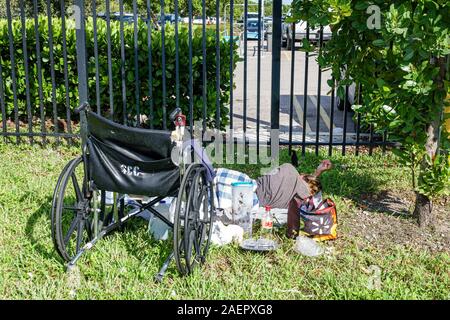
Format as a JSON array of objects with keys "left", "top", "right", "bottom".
[{"left": 232, "top": 40, "right": 358, "bottom": 143}]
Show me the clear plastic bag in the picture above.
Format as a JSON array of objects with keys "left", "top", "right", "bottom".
[{"left": 294, "top": 235, "right": 324, "bottom": 257}]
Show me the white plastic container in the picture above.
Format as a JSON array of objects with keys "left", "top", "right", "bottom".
[
  {"left": 148, "top": 198, "right": 174, "bottom": 241},
  {"left": 231, "top": 182, "right": 254, "bottom": 236},
  {"left": 105, "top": 191, "right": 114, "bottom": 205}
]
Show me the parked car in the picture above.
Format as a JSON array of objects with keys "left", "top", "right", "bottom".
[
  {"left": 97, "top": 12, "right": 135, "bottom": 23},
  {"left": 246, "top": 12, "right": 259, "bottom": 20},
  {"left": 158, "top": 14, "right": 181, "bottom": 25},
  {"left": 193, "top": 16, "right": 204, "bottom": 25},
  {"left": 209, "top": 17, "right": 219, "bottom": 24},
  {"left": 313, "top": 25, "right": 332, "bottom": 42},
  {"left": 264, "top": 17, "right": 273, "bottom": 26},
  {"left": 245, "top": 18, "right": 266, "bottom": 40},
  {"left": 282, "top": 20, "right": 332, "bottom": 49},
  {"left": 180, "top": 16, "right": 211, "bottom": 25}
]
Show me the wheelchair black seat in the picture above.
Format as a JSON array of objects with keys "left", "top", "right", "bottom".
[{"left": 86, "top": 111, "right": 179, "bottom": 196}]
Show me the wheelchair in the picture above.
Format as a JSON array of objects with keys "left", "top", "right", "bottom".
[{"left": 50, "top": 103, "right": 215, "bottom": 281}]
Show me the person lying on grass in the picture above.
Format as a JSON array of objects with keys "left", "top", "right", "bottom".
[{"left": 213, "top": 160, "right": 333, "bottom": 223}]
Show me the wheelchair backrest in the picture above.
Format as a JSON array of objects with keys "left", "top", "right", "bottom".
[
  {"left": 84, "top": 111, "right": 180, "bottom": 196},
  {"left": 86, "top": 111, "right": 174, "bottom": 160}
]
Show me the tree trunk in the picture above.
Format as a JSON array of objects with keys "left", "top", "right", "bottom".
[
  {"left": 413, "top": 192, "right": 433, "bottom": 228},
  {"left": 413, "top": 56, "right": 447, "bottom": 227}
]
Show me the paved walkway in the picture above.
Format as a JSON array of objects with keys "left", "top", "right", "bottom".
[{"left": 231, "top": 40, "right": 361, "bottom": 144}]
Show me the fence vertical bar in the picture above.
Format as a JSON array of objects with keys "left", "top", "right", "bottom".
[
  {"left": 46, "top": 0, "right": 59, "bottom": 144},
  {"left": 202, "top": 0, "right": 207, "bottom": 132},
  {"left": 61, "top": 0, "right": 73, "bottom": 145},
  {"left": 19, "top": 0, "right": 33, "bottom": 144},
  {"left": 369, "top": 124, "right": 374, "bottom": 155},
  {"left": 119, "top": 0, "right": 127, "bottom": 125},
  {"left": 146, "top": 0, "right": 154, "bottom": 129},
  {"left": 215, "top": 0, "right": 221, "bottom": 131},
  {"left": 243, "top": 0, "right": 248, "bottom": 140},
  {"left": 6, "top": 0, "right": 19, "bottom": 144},
  {"left": 175, "top": 0, "right": 180, "bottom": 109},
  {"left": 342, "top": 85, "right": 349, "bottom": 155},
  {"left": 33, "top": 0, "right": 46, "bottom": 145},
  {"left": 188, "top": 0, "right": 193, "bottom": 132},
  {"left": 382, "top": 130, "right": 388, "bottom": 154},
  {"left": 271, "top": 0, "right": 282, "bottom": 155},
  {"left": 328, "top": 78, "right": 335, "bottom": 156},
  {"left": 256, "top": 0, "right": 262, "bottom": 154},
  {"left": 75, "top": 0, "right": 88, "bottom": 105},
  {"left": 105, "top": 0, "right": 114, "bottom": 119},
  {"left": 355, "top": 83, "right": 362, "bottom": 156},
  {"left": 229, "top": 0, "right": 234, "bottom": 130},
  {"left": 0, "top": 59, "right": 6, "bottom": 141},
  {"left": 133, "top": 0, "right": 140, "bottom": 126},
  {"left": 315, "top": 27, "right": 323, "bottom": 156},
  {"left": 301, "top": 25, "right": 310, "bottom": 156},
  {"left": 288, "top": 23, "right": 296, "bottom": 155},
  {"left": 161, "top": 0, "right": 167, "bottom": 129},
  {"left": 92, "top": 0, "right": 101, "bottom": 115}
]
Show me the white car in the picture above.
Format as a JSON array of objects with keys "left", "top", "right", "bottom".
[
  {"left": 283, "top": 21, "right": 332, "bottom": 49},
  {"left": 192, "top": 16, "right": 210, "bottom": 25}
]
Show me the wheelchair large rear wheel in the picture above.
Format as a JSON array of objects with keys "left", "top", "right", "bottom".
[
  {"left": 173, "top": 164, "right": 214, "bottom": 275},
  {"left": 51, "top": 157, "right": 94, "bottom": 262}
]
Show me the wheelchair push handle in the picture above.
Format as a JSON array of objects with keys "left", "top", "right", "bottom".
[
  {"left": 169, "top": 107, "right": 186, "bottom": 128},
  {"left": 74, "top": 102, "right": 90, "bottom": 115}
]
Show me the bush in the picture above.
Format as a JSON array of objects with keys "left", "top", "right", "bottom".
[
  {"left": 0, "top": 16, "right": 238, "bottom": 129},
  {"left": 291, "top": 0, "right": 449, "bottom": 225}
]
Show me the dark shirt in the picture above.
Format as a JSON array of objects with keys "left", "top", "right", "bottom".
[{"left": 255, "top": 163, "right": 310, "bottom": 209}]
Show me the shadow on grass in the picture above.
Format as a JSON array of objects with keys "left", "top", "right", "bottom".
[
  {"left": 358, "top": 190, "right": 413, "bottom": 219},
  {"left": 225, "top": 150, "right": 382, "bottom": 197},
  {"left": 119, "top": 218, "right": 181, "bottom": 277},
  {"left": 222, "top": 148, "right": 414, "bottom": 220},
  {"left": 25, "top": 196, "right": 62, "bottom": 262},
  {"left": 291, "top": 150, "right": 416, "bottom": 220},
  {"left": 26, "top": 195, "right": 177, "bottom": 274}
]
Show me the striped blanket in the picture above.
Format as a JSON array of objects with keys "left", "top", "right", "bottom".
[{"left": 213, "top": 168, "right": 259, "bottom": 215}]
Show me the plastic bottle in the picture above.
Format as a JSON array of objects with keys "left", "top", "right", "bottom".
[{"left": 260, "top": 205, "right": 273, "bottom": 239}]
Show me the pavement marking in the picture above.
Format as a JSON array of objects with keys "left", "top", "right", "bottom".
[
  {"left": 293, "top": 95, "right": 312, "bottom": 133},
  {"left": 309, "top": 94, "right": 333, "bottom": 132}
]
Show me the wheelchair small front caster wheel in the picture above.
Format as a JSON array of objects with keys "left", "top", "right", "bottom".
[{"left": 154, "top": 274, "right": 164, "bottom": 283}]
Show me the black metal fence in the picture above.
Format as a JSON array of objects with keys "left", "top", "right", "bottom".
[{"left": 0, "top": 0, "right": 388, "bottom": 156}]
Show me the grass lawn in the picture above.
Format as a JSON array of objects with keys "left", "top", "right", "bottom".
[{"left": 0, "top": 141, "right": 448, "bottom": 299}]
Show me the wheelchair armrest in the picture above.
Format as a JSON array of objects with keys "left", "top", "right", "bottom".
[
  {"left": 169, "top": 107, "right": 182, "bottom": 122},
  {"left": 74, "top": 102, "right": 90, "bottom": 115}
]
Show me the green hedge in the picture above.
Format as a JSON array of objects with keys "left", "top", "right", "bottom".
[{"left": 0, "top": 17, "right": 238, "bottom": 129}]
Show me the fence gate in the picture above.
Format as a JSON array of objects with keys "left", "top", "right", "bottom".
[{"left": 0, "top": 0, "right": 387, "bottom": 159}]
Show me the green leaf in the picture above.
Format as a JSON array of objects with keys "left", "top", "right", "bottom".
[{"left": 372, "top": 39, "right": 385, "bottom": 47}]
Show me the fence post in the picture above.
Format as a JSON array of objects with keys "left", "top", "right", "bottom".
[
  {"left": 270, "top": 0, "right": 282, "bottom": 162},
  {"left": 75, "top": 0, "right": 88, "bottom": 105}
]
